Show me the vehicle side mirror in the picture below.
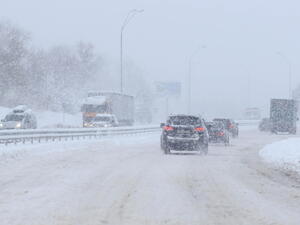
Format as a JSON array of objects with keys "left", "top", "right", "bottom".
[{"left": 160, "top": 123, "right": 165, "bottom": 128}]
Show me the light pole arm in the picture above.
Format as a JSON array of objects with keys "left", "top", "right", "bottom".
[{"left": 121, "top": 9, "right": 143, "bottom": 32}]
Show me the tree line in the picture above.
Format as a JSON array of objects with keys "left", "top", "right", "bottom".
[{"left": 0, "top": 21, "right": 152, "bottom": 113}]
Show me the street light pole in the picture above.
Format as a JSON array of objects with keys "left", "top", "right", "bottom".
[
  {"left": 188, "top": 46, "right": 206, "bottom": 114},
  {"left": 120, "top": 9, "right": 143, "bottom": 93},
  {"left": 188, "top": 58, "right": 192, "bottom": 114},
  {"left": 277, "top": 52, "right": 292, "bottom": 98}
]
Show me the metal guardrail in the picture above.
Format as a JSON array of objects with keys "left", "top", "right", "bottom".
[
  {"left": 0, "top": 126, "right": 160, "bottom": 146},
  {"left": 0, "top": 121, "right": 259, "bottom": 146}
]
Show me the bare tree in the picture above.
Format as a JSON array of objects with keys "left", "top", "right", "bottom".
[
  {"left": 0, "top": 20, "right": 152, "bottom": 117},
  {"left": 0, "top": 21, "right": 29, "bottom": 106}
]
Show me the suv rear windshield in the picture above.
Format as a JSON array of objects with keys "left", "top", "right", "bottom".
[
  {"left": 168, "top": 116, "right": 201, "bottom": 126},
  {"left": 214, "top": 119, "right": 230, "bottom": 126}
]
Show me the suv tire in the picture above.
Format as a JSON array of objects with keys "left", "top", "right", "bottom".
[
  {"left": 160, "top": 136, "right": 165, "bottom": 150},
  {"left": 164, "top": 143, "right": 171, "bottom": 154},
  {"left": 201, "top": 143, "right": 208, "bottom": 155}
]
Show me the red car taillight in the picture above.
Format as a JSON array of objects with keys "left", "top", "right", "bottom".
[
  {"left": 217, "top": 132, "right": 224, "bottom": 136},
  {"left": 195, "top": 127, "right": 205, "bottom": 132},
  {"left": 163, "top": 126, "right": 174, "bottom": 131}
]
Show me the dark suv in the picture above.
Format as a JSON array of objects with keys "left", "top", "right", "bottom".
[
  {"left": 160, "top": 115, "right": 209, "bottom": 154},
  {"left": 213, "top": 118, "right": 239, "bottom": 137}
]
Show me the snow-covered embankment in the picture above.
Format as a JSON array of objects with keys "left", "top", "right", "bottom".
[
  {"left": 260, "top": 138, "right": 300, "bottom": 174},
  {"left": 0, "top": 106, "right": 81, "bottom": 128}
]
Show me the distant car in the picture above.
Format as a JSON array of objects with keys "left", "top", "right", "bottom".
[
  {"left": 213, "top": 118, "right": 239, "bottom": 137},
  {"left": 83, "top": 114, "right": 119, "bottom": 128},
  {"left": 259, "top": 118, "right": 271, "bottom": 132},
  {"left": 205, "top": 121, "right": 230, "bottom": 146},
  {"left": 0, "top": 105, "right": 37, "bottom": 129},
  {"left": 160, "top": 114, "right": 209, "bottom": 154}
]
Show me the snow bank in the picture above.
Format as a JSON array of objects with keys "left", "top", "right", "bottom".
[
  {"left": 0, "top": 106, "right": 82, "bottom": 128},
  {"left": 259, "top": 138, "right": 300, "bottom": 174},
  {"left": 36, "top": 111, "right": 81, "bottom": 128}
]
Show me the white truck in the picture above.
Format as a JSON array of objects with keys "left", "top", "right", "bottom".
[
  {"left": 270, "top": 99, "right": 298, "bottom": 134},
  {"left": 81, "top": 92, "right": 134, "bottom": 127}
]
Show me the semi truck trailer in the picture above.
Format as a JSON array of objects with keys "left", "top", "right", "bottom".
[
  {"left": 81, "top": 92, "right": 134, "bottom": 127},
  {"left": 270, "top": 99, "right": 298, "bottom": 134}
]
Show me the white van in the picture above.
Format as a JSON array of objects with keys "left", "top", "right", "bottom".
[{"left": 83, "top": 114, "right": 119, "bottom": 128}]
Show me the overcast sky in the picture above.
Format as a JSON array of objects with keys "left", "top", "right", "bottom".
[{"left": 1, "top": 0, "right": 299, "bottom": 118}]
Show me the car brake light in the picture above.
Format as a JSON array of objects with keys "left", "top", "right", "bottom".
[
  {"left": 229, "top": 124, "right": 234, "bottom": 128},
  {"left": 163, "top": 126, "right": 174, "bottom": 131},
  {"left": 195, "top": 127, "right": 205, "bottom": 132},
  {"left": 217, "top": 132, "right": 224, "bottom": 136}
]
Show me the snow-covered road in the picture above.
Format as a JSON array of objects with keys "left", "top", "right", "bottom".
[{"left": 0, "top": 129, "right": 300, "bottom": 225}]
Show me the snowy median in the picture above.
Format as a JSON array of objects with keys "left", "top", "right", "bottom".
[{"left": 259, "top": 138, "right": 300, "bottom": 174}]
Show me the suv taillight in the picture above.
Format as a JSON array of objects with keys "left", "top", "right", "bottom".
[
  {"left": 164, "top": 126, "right": 174, "bottom": 131},
  {"left": 195, "top": 127, "right": 205, "bottom": 132}
]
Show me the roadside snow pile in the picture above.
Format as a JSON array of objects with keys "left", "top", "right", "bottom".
[
  {"left": 36, "top": 111, "right": 81, "bottom": 128},
  {"left": 259, "top": 138, "right": 300, "bottom": 174},
  {"left": 0, "top": 106, "right": 81, "bottom": 128}
]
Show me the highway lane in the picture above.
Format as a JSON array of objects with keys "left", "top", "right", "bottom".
[{"left": 0, "top": 129, "right": 299, "bottom": 225}]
